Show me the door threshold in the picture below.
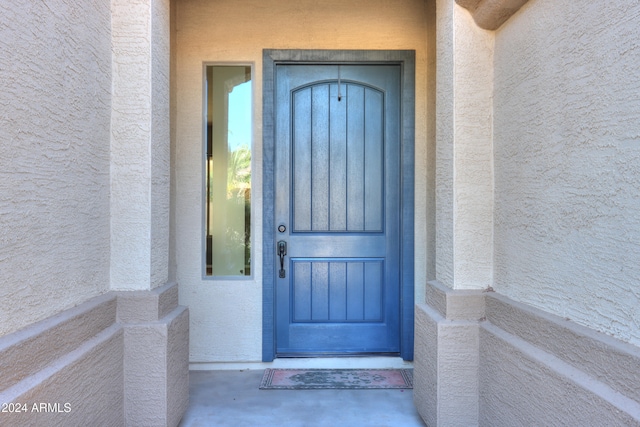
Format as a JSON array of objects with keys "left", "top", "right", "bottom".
[{"left": 190, "top": 356, "right": 412, "bottom": 371}]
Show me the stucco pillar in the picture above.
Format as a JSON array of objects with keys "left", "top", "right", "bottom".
[
  {"left": 414, "top": 281, "right": 485, "bottom": 426},
  {"left": 435, "top": 0, "right": 494, "bottom": 291},
  {"left": 415, "top": 2, "right": 494, "bottom": 425},
  {"left": 111, "top": 0, "right": 171, "bottom": 292},
  {"left": 118, "top": 283, "right": 189, "bottom": 427},
  {"left": 111, "top": 1, "right": 187, "bottom": 426}
]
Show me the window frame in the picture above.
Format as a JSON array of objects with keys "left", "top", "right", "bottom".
[{"left": 202, "top": 62, "right": 255, "bottom": 280}]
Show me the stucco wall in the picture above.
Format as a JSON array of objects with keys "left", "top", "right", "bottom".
[
  {"left": 111, "top": 0, "right": 172, "bottom": 291},
  {"left": 0, "top": 0, "right": 111, "bottom": 336},
  {"left": 0, "top": 295, "right": 125, "bottom": 427},
  {"left": 493, "top": 0, "right": 640, "bottom": 347},
  {"left": 435, "top": 1, "right": 494, "bottom": 290},
  {"left": 175, "top": 0, "right": 430, "bottom": 362}
]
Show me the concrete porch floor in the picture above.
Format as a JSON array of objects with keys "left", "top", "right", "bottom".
[{"left": 178, "top": 359, "right": 426, "bottom": 427}]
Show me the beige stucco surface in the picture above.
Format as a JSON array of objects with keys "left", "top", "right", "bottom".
[
  {"left": 0, "top": 0, "right": 112, "bottom": 336},
  {"left": 175, "top": 0, "right": 430, "bottom": 362},
  {"left": 435, "top": 1, "right": 494, "bottom": 290},
  {"left": 111, "top": 0, "right": 172, "bottom": 291},
  {"left": 456, "top": 0, "right": 531, "bottom": 30},
  {"left": 493, "top": 0, "right": 640, "bottom": 347}
]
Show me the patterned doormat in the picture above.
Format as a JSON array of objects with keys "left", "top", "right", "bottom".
[{"left": 259, "top": 368, "right": 413, "bottom": 390}]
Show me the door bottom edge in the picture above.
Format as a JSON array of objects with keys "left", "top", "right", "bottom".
[{"left": 276, "top": 351, "right": 400, "bottom": 358}]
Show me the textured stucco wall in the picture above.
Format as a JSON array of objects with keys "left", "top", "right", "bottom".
[
  {"left": 493, "top": 0, "right": 640, "bottom": 347},
  {"left": 151, "top": 0, "right": 172, "bottom": 290},
  {"left": 413, "top": 281, "right": 486, "bottom": 426},
  {"left": 456, "top": 0, "right": 531, "bottom": 30},
  {"left": 111, "top": 0, "right": 172, "bottom": 291},
  {"left": 414, "top": 282, "right": 640, "bottom": 427},
  {"left": 435, "top": 0, "right": 494, "bottom": 290},
  {"left": 0, "top": 0, "right": 111, "bottom": 336},
  {"left": 175, "top": 0, "right": 430, "bottom": 362},
  {"left": 435, "top": 0, "right": 456, "bottom": 288},
  {"left": 1, "top": 286, "right": 189, "bottom": 426},
  {"left": 0, "top": 295, "right": 125, "bottom": 426},
  {"left": 480, "top": 293, "right": 640, "bottom": 426}
]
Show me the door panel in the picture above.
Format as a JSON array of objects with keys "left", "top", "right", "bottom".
[
  {"left": 291, "top": 83, "right": 385, "bottom": 233},
  {"left": 292, "top": 259, "right": 383, "bottom": 322},
  {"left": 276, "top": 64, "right": 401, "bottom": 355}
]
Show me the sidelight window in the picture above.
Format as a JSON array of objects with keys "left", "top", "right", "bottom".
[{"left": 204, "top": 65, "right": 252, "bottom": 277}]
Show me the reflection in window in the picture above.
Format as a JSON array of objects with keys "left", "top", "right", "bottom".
[{"left": 205, "top": 66, "right": 252, "bottom": 277}]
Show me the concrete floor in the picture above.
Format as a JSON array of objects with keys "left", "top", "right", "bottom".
[{"left": 179, "top": 368, "right": 427, "bottom": 427}]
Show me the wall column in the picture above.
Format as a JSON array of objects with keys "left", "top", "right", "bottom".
[
  {"left": 111, "top": 0, "right": 170, "bottom": 292},
  {"left": 415, "top": 1, "right": 494, "bottom": 425},
  {"left": 111, "top": 1, "right": 188, "bottom": 426},
  {"left": 434, "top": 0, "right": 494, "bottom": 291}
]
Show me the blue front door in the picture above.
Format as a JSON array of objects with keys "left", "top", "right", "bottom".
[{"left": 275, "top": 64, "right": 401, "bottom": 355}]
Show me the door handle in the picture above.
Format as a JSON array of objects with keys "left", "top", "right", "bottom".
[{"left": 277, "top": 241, "right": 287, "bottom": 278}]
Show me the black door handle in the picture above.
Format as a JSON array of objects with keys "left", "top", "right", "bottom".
[{"left": 277, "top": 241, "right": 287, "bottom": 278}]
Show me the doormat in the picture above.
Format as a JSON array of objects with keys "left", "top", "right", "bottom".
[{"left": 259, "top": 368, "right": 413, "bottom": 390}]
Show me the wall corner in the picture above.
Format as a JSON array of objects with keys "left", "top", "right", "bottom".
[
  {"left": 414, "top": 281, "right": 484, "bottom": 426},
  {"left": 118, "top": 283, "right": 189, "bottom": 427}
]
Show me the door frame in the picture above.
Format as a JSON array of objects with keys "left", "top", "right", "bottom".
[{"left": 262, "top": 49, "right": 415, "bottom": 361}]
